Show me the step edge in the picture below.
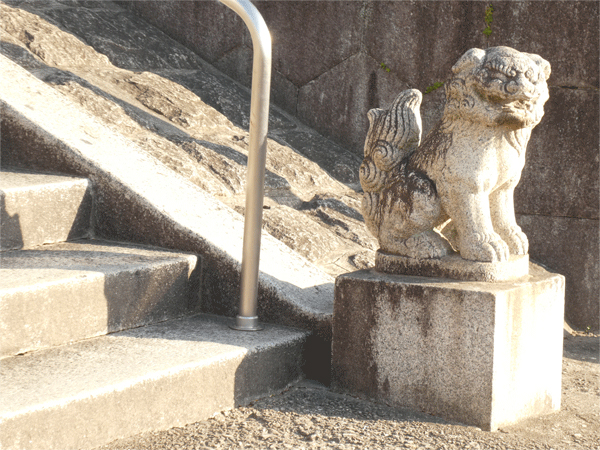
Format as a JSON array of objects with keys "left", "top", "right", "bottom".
[
  {"left": 0, "top": 254, "right": 198, "bottom": 293},
  {"left": 0, "top": 177, "right": 91, "bottom": 194},
  {"left": 0, "top": 351, "right": 247, "bottom": 420}
]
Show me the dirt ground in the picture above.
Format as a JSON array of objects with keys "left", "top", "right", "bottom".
[{"left": 98, "top": 332, "right": 599, "bottom": 450}]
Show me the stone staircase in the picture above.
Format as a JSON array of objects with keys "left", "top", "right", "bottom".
[
  {"left": 0, "top": 1, "right": 352, "bottom": 447},
  {"left": 0, "top": 169, "right": 309, "bottom": 450}
]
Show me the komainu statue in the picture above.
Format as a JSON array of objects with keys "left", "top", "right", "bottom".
[{"left": 360, "top": 46, "right": 550, "bottom": 265}]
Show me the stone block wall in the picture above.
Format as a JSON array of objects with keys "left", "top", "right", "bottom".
[{"left": 125, "top": 1, "right": 598, "bottom": 331}]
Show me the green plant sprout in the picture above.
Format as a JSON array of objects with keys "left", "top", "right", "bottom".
[
  {"left": 483, "top": 4, "right": 494, "bottom": 36},
  {"left": 424, "top": 81, "right": 444, "bottom": 94},
  {"left": 380, "top": 62, "right": 391, "bottom": 73}
]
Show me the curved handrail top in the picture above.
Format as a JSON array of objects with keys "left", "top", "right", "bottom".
[{"left": 219, "top": 0, "right": 272, "bottom": 63}]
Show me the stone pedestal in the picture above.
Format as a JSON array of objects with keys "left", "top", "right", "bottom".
[{"left": 332, "top": 263, "right": 565, "bottom": 431}]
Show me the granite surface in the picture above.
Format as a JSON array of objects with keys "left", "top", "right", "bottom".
[{"left": 332, "top": 264, "right": 565, "bottom": 431}]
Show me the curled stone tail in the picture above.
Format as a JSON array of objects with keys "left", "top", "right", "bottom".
[
  {"left": 363, "top": 89, "right": 422, "bottom": 161},
  {"left": 361, "top": 89, "right": 423, "bottom": 188},
  {"left": 360, "top": 89, "right": 423, "bottom": 239}
]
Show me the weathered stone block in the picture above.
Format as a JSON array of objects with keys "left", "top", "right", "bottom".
[
  {"left": 365, "top": 1, "right": 486, "bottom": 91},
  {"left": 0, "top": 314, "right": 308, "bottom": 450},
  {"left": 487, "top": 1, "right": 599, "bottom": 89},
  {"left": 255, "top": 0, "right": 364, "bottom": 87},
  {"left": 298, "top": 53, "right": 390, "bottom": 153},
  {"left": 515, "top": 87, "right": 599, "bottom": 220},
  {"left": 0, "top": 240, "right": 200, "bottom": 357},
  {"left": 517, "top": 214, "right": 599, "bottom": 331},
  {"left": 332, "top": 264, "right": 565, "bottom": 431},
  {"left": 124, "top": 0, "right": 245, "bottom": 64},
  {"left": 0, "top": 170, "right": 92, "bottom": 250},
  {"left": 297, "top": 51, "right": 444, "bottom": 155}
]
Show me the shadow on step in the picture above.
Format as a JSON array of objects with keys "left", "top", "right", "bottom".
[
  {"left": 0, "top": 208, "right": 24, "bottom": 250},
  {"left": 0, "top": 167, "right": 93, "bottom": 250}
]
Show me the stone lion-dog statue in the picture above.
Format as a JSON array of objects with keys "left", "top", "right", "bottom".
[{"left": 360, "top": 46, "right": 551, "bottom": 264}]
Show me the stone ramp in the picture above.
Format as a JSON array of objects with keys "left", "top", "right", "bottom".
[{"left": 0, "top": 314, "right": 308, "bottom": 450}]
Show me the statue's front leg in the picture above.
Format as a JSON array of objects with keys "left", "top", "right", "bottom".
[
  {"left": 490, "top": 184, "right": 528, "bottom": 255},
  {"left": 443, "top": 187, "right": 510, "bottom": 262}
]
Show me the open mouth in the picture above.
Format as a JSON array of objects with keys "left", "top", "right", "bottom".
[{"left": 501, "top": 100, "right": 534, "bottom": 114}]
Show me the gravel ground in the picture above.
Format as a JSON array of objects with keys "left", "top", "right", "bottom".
[{"left": 97, "top": 333, "right": 598, "bottom": 450}]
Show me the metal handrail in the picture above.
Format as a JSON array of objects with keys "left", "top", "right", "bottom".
[{"left": 218, "top": 0, "right": 272, "bottom": 331}]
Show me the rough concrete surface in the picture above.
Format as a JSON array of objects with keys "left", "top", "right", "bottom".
[
  {"left": 0, "top": 239, "right": 200, "bottom": 357},
  {"left": 0, "top": 314, "right": 309, "bottom": 450},
  {"left": 94, "top": 333, "right": 599, "bottom": 450}
]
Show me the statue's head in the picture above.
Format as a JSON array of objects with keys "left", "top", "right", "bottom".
[{"left": 444, "top": 46, "right": 551, "bottom": 130}]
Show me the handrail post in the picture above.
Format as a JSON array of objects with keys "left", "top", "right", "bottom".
[{"left": 219, "top": 0, "right": 271, "bottom": 331}]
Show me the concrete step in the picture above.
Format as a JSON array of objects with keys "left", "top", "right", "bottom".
[
  {"left": 0, "top": 313, "right": 309, "bottom": 450},
  {"left": 0, "top": 239, "right": 200, "bottom": 358},
  {"left": 0, "top": 169, "right": 93, "bottom": 251}
]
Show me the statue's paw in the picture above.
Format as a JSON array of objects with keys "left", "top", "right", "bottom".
[
  {"left": 460, "top": 232, "right": 509, "bottom": 262},
  {"left": 503, "top": 227, "right": 529, "bottom": 255}
]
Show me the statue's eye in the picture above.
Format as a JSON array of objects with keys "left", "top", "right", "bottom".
[
  {"left": 525, "top": 68, "right": 535, "bottom": 80},
  {"left": 490, "top": 70, "right": 507, "bottom": 82}
]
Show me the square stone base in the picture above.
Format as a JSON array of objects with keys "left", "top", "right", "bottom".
[{"left": 332, "top": 263, "right": 565, "bottom": 431}]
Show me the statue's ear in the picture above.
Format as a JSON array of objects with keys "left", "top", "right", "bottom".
[
  {"left": 452, "top": 48, "right": 486, "bottom": 75},
  {"left": 526, "top": 53, "right": 551, "bottom": 80},
  {"left": 540, "top": 59, "right": 551, "bottom": 80}
]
